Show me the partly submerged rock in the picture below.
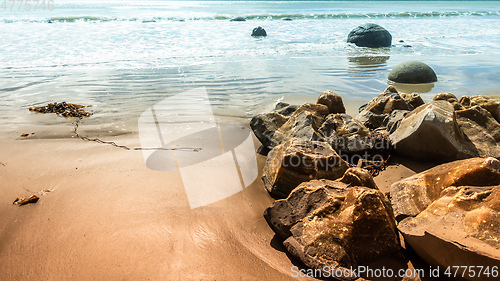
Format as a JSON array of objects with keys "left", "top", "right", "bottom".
[
  {"left": 347, "top": 23, "right": 392, "bottom": 48},
  {"left": 230, "top": 16, "right": 246, "bottom": 21},
  {"left": 251, "top": 26, "right": 267, "bottom": 37},
  {"left": 265, "top": 176, "right": 400, "bottom": 277},
  {"left": 388, "top": 61, "right": 437, "bottom": 84},
  {"left": 390, "top": 100, "right": 477, "bottom": 162},
  {"left": 392, "top": 158, "right": 500, "bottom": 280},
  {"left": 262, "top": 138, "right": 349, "bottom": 199}
]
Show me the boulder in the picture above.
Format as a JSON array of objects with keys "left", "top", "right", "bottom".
[
  {"left": 390, "top": 101, "right": 477, "bottom": 162},
  {"left": 271, "top": 103, "right": 329, "bottom": 146},
  {"left": 390, "top": 157, "right": 500, "bottom": 220},
  {"left": 265, "top": 177, "right": 401, "bottom": 277},
  {"left": 262, "top": 138, "right": 349, "bottom": 198},
  {"left": 317, "top": 90, "right": 346, "bottom": 114},
  {"left": 468, "top": 95, "right": 500, "bottom": 123},
  {"left": 347, "top": 23, "right": 392, "bottom": 48},
  {"left": 400, "top": 92, "right": 425, "bottom": 109},
  {"left": 388, "top": 61, "right": 437, "bottom": 83},
  {"left": 319, "top": 113, "right": 373, "bottom": 154},
  {"left": 356, "top": 86, "right": 420, "bottom": 130},
  {"left": 230, "top": 17, "right": 246, "bottom": 21},
  {"left": 250, "top": 103, "right": 299, "bottom": 149},
  {"left": 382, "top": 109, "right": 409, "bottom": 134},
  {"left": 251, "top": 26, "right": 267, "bottom": 37},
  {"left": 433, "top": 92, "right": 464, "bottom": 110},
  {"left": 456, "top": 105, "right": 500, "bottom": 158},
  {"left": 391, "top": 158, "right": 500, "bottom": 280}
]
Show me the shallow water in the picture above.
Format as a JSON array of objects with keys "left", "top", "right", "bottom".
[{"left": 1, "top": 1, "right": 499, "bottom": 137}]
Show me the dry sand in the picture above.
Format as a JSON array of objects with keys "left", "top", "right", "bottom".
[{"left": 0, "top": 135, "right": 439, "bottom": 280}]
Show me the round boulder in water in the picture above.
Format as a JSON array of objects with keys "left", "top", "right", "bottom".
[
  {"left": 347, "top": 23, "right": 392, "bottom": 48},
  {"left": 388, "top": 61, "right": 438, "bottom": 83},
  {"left": 251, "top": 26, "right": 267, "bottom": 37},
  {"left": 230, "top": 17, "right": 246, "bottom": 22}
]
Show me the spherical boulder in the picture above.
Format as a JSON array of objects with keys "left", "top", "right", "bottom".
[
  {"left": 388, "top": 61, "right": 438, "bottom": 84},
  {"left": 347, "top": 23, "right": 392, "bottom": 48},
  {"left": 251, "top": 26, "right": 267, "bottom": 37}
]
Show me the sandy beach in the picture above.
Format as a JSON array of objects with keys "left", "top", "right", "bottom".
[{"left": 0, "top": 132, "right": 440, "bottom": 280}]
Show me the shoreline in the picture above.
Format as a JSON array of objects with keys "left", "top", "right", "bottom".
[{"left": 1, "top": 131, "right": 439, "bottom": 280}]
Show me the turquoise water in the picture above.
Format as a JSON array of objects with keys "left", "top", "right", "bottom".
[{"left": 1, "top": 1, "right": 499, "bottom": 137}]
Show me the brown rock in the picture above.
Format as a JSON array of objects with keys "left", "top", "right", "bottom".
[
  {"left": 271, "top": 104, "right": 327, "bottom": 147},
  {"left": 398, "top": 185, "right": 500, "bottom": 281},
  {"left": 390, "top": 157, "right": 500, "bottom": 220},
  {"left": 400, "top": 92, "right": 425, "bottom": 109},
  {"left": 390, "top": 101, "right": 477, "bottom": 162},
  {"left": 469, "top": 95, "right": 500, "bottom": 123},
  {"left": 456, "top": 105, "right": 500, "bottom": 158},
  {"left": 317, "top": 90, "right": 346, "bottom": 114},
  {"left": 339, "top": 167, "right": 378, "bottom": 189},
  {"left": 319, "top": 113, "right": 372, "bottom": 154},
  {"left": 392, "top": 158, "right": 500, "bottom": 280},
  {"left": 262, "top": 138, "right": 349, "bottom": 198},
  {"left": 356, "top": 86, "right": 421, "bottom": 130},
  {"left": 277, "top": 186, "right": 400, "bottom": 276},
  {"left": 433, "top": 92, "right": 464, "bottom": 110}
]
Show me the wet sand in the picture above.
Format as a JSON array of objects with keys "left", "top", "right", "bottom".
[{"left": 0, "top": 135, "right": 438, "bottom": 280}]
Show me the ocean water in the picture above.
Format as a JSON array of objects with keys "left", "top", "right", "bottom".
[{"left": 1, "top": 0, "right": 499, "bottom": 138}]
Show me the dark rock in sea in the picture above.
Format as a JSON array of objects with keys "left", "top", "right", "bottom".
[
  {"left": 262, "top": 138, "right": 349, "bottom": 199},
  {"left": 316, "top": 90, "right": 346, "bottom": 114},
  {"left": 388, "top": 61, "right": 437, "bottom": 83},
  {"left": 390, "top": 101, "right": 476, "bottom": 162},
  {"left": 391, "top": 158, "right": 500, "bottom": 280},
  {"left": 347, "top": 23, "right": 392, "bottom": 48},
  {"left": 282, "top": 18, "right": 292, "bottom": 21},
  {"left": 265, "top": 175, "right": 401, "bottom": 275},
  {"left": 433, "top": 92, "right": 464, "bottom": 110},
  {"left": 355, "top": 86, "right": 421, "bottom": 130},
  {"left": 251, "top": 26, "right": 267, "bottom": 37},
  {"left": 230, "top": 17, "right": 246, "bottom": 21}
]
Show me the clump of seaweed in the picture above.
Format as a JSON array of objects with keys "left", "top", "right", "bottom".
[{"left": 29, "top": 102, "right": 92, "bottom": 118}]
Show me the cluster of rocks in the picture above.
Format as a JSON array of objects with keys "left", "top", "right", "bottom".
[
  {"left": 265, "top": 168, "right": 402, "bottom": 279},
  {"left": 29, "top": 102, "right": 93, "bottom": 118},
  {"left": 253, "top": 88, "right": 500, "bottom": 280},
  {"left": 392, "top": 157, "right": 500, "bottom": 279}
]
